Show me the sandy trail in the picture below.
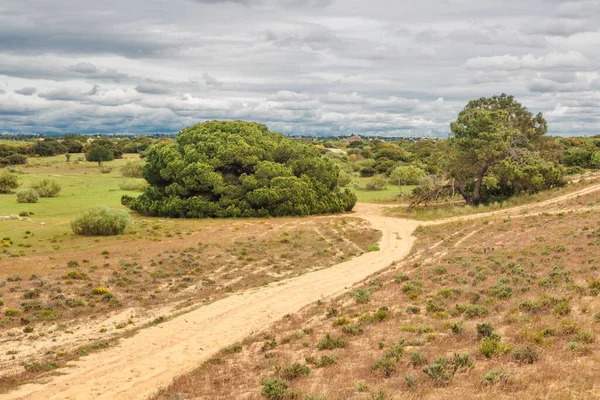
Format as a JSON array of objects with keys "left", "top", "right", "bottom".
[
  {"left": 6, "top": 182, "right": 600, "bottom": 400},
  {"left": 5, "top": 204, "right": 419, "bottom": 400}
]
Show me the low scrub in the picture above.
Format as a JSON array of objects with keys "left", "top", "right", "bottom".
[
  {"left": 71, "top": 206, "right": 131, "bottom": 236},
  {"left": 0, "top": 170, "right": 19, "bottom": 193},
  {"left": 119, "top": 160, "right": 145, "bottom": 178},
  {"left": 16, "top": 188, "right": 39, "bottom": 203},
  {"left": 31, "top": 179, "right": 61, "bottom": 197}
]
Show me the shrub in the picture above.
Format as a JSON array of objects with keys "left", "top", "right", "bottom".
[
  {"left": 482, "top": 369, "right": 510, "bottom": 385},
  {"left": 119, "top": 161, "right": 144, "bottom": 178},
  {"left": 479, "top": 337, "right": 508, "bottom": 358},
  {"left": 305, "top": 354, "right": 337, "bottom": 367},
  {"left": 4, "top": 308, "right": 20, "bottom": 316},
  {"left": 99, "top": 166, "right": 113, "bottom": 174},
  {"left": 317, "top": 333, "right": 346, "bottom": 350},
  {"left": 32, "top": 140, "right": 67, "bottom": 156},
  {"left": 476, "top": 322, "right": 495, "bottom": 339},
  {"left": 342, "top": 324, "right": 364, "bottom": 335},
  {"left": 92, "top": 287, "right": 111, "bottom": 295},
  {"left": 7, "top": 154, "right": 27, "bottom": 165},
  {"left": 0, "top": 170, "right": 19, "bottom": 193},
  {"left": 367, "top": 244, "right": 380, "bottom": 252},
  {"left": 351, "top": 288, "right": 371, "bottom": 304},
  {"left": 71, "top": 206, "right": 131, "bottom": 236},
  {"left": 16, "top": 188, "right": 39, "bottom": 203},
  {"left": 119, "top": 181, "right": 148, "bottom": 191},
  {"left": 122, "top": 121, "right": 357, "bottom": 218},
  {"left": 280, "top": 363, "right": 310, "bottom": 380},
  {"left": 261, "top": 379, "right": 291, "bottom": 399},
  {"left": 337, "top": 171, "right": 352, "bottom": 187},
  {"left": 372, "top": 357, "right": 396, "bottom": 377},
  {"left": 422, "top": 354, "right": 473, "bottom": 386},
  {"left": 31, "top": 179, "right": 61, "bottom": 197},
  {"left": 222, "top": 343, "right": 243, "bottom": 354},
  {"left": 365, "top": 176, "right": 388, "bottom": 191},
  {"left": 513, "top": 346, "right": 538, "bottom": 364}
]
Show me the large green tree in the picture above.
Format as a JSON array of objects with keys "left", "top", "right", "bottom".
[
  {"left": 122, "top": 120, "right": 356, "bottom": 218},
  {"left": 447, "top": 94, "right": 563, "bottom": 206}
]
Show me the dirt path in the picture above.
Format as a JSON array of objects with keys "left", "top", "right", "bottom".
[
  {"left": 5, "top": 204, "right": 419, "bottom": 400},
  {"left": 6, "top": 182, "right": 600, "bottom": 400}
]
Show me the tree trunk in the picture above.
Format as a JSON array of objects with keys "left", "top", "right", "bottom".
[
  {"left": 454, "top": 182, "right": 474, "bottom": 205},
  {"left": 472, "top": 163, "right": 491, "bottom": 206}
]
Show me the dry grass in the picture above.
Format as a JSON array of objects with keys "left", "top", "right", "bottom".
[{"left": 150, "top": 208, "right": 600, "bottom": 400}]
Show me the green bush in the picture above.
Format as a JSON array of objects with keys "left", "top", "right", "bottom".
[
  {"left": 513, "top": 346, "right": 538, "bottom": 364},
  {"left": 7, "top": 154, "right": 27, "bottom": 165},
  {"left": 16, "top": 188, "right": 39, "bottom": 203},
  {"left": 261, "top": 379, "right": 291, "bottom": 399},
  {"left": 71, "top": 206, "right": 131, "bottom": 236},
  {"left": 31, "top": 179, "right": 61, "bottom": 197},
  {"left": 0, "top": 170, "right": 19, "bottom": 193},
  {"left": 118, "top": 180, "right": 148, "bottom": 191},
  {"left": 119, "top": 160, "right": 145, "bottom": 178},
  {"left": 121, "top": 121, "right": 356, "bottom": 218},
  {"left": 280, "top": 363, "right": 310, "bottom": 380},
  {"left": 316, "top": 333, "right": 346, "bottom": 350},
  {"left": 365, "top": 176, "right": 387, "bottom": 191}
]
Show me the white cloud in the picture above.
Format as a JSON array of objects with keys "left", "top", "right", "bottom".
[{"left": 466, "top": 51, "right": 588, "bottom": 70}]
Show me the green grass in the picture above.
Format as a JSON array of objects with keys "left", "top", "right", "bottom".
[
  {"left": 345, "top": 176, "right": 415, "bottom": 203},
  {"left": 0, "top": 154, "right": 144, "bottom": 246}
]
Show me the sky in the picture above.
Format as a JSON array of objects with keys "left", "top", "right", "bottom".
[{"left": 1, "top": 0, "right": 599, "bottom": 137}]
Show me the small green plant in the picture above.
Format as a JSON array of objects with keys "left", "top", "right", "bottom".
[
  {"left": 355, "top": 380, "right": 368, "bottom": 392},
  {"left": 16, "top": 188, "right": 39, "bottom": 203},
  {"left": 479, "top": 337, "right": 508, "bottom": 358},
  {"left": 261, "top": 339, "right": 277, "bottom": 352},
  {"left": 342, "top": 324, "right": 364, "bottom": 335},
  {"left": 476, "top": 322, "right": 495, "bottom": 339},
  {"left": 482, "top": 369, "right": 509, "bottom": 384},
  {"left": 4, "top": 308, "right": 20, "bottom": 316},
  {"left": 352, "top": 288, "right": 371, "bottom": 304},
  {"left": 305, "top": 354, "right": 337, "bottom": 368},
  {"left": 405, "top": 374, "right": 417, "bottom": 388},
  {"left": 222, "top": 343, "right": 243, "bottom": 354},
  {"left": 261, "top": 379, "right": 291, "bottom": 399},
  {"left": 410, "top": 351, "right": 427, "bottom": 367},
  {"left": 0, "top": 170, "right": 19, "bottom": 194},
  {"left": 406, "top": 305, "right": 420, "bottom": 314},
  {"left": 513, "top": 346, "right": 539, "bottom": 364},
  {"left": 422, "top": 354, "right": 473, "bottom": 386},
  {"left": 317, "top": 333, "right": 346, "bottom": 350},
  {"left": 450, "top": 321, "right": 463, "bottom": 334},
  {"left": 92, "top": 287, "right": 111, "bottom": 295},
  {"left": 367, "top": 244, "right": 380, "bottom": 252},
  {"left": 71, "top": 206, "right": 131, "bottom": 236},
  {"left": 280, "top": 363, "right": 310, "bottom": 380},
  {"left": 553, "top": 298, "right": 571, "bottom": 316}
]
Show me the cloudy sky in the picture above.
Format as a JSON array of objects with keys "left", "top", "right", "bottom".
[{"left": 1, "top": 0, "right": 599, "bottom": 137}]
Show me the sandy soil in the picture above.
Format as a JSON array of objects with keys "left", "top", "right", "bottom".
[{"left": 6, "top": 182, "right": 600, "bottom": 400}]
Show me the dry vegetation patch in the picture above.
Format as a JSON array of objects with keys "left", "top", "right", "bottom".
[
  {"left": 0, "top": 215, "right": 379, "bottom": 389},
  {"left": 151, "top": 209, "right": 600, "bottom": 399}
]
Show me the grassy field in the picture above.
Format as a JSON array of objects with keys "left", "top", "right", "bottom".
[
  {"left": 346, "top": 176, "right": 415, "bottom": 203},
  {"left": 151, "top": 206, "right": 600, "bottom": 400}
]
